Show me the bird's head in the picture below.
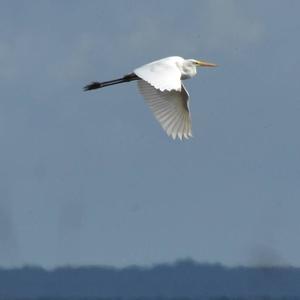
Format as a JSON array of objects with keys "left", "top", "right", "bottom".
[{"left": 190, "top": 59, "right": 217, "bottom": 68}]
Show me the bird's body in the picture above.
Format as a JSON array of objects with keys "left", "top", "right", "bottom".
[{"left": 84, "top": 56, "right": 217, "bottom": 140}]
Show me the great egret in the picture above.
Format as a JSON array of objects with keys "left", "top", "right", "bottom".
[{"left": 84, "top": 56, "right": 217, "bottom": 140}]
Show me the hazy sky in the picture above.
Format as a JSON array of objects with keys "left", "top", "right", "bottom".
[{"left": 1, "top": 0, "right": 300, "bottom": 268}]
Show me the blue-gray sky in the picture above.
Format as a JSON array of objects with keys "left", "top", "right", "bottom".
[{"left": 1, "top": 0, "right": 300, "bottom": 268}]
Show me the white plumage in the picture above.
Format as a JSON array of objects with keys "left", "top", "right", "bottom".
[
  {"left": 134, "top": 56, "right": 183, "bottom": 92},
  {"left": 137, "top": 80, "right": 192, "bottom": 140},
  {"left": 84, "top": 56, "right": 217, "bottom": 140}
]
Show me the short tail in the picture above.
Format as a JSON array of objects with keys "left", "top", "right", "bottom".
[{"left": 83, "top": 73, "right": 139, "bottom": 91}]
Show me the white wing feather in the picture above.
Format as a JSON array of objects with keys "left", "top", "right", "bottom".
[
  {"left": 134, "top": 57, "right": 182, "bottom": 92},
  {"left": 137, "top": 80, "right": 192, "bottom": 140}
]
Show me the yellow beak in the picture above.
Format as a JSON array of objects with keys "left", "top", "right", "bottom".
[{"left": 196, "top": 60, "right": 218, "bottom": 67}]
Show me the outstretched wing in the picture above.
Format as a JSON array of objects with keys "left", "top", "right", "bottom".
[
  {"left": 137, "top": 80, "right": 192, "bottom": 140},
  {"left": 134, "top": 57, "right": 182, "bottom": 92}
]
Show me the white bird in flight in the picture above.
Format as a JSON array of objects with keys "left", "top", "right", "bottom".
[{"left": 84, "top": 56, "right": 217, "bottom": 140}]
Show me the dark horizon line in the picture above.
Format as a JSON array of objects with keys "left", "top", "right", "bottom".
[{"left": 0, "top": 258, "right": 297, "bottom": 271}]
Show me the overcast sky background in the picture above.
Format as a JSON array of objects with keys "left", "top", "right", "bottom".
[{"left": 0, "top": 0, "right": 300, "bottom": 269}]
